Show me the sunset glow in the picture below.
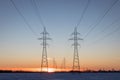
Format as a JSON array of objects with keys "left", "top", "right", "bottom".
[
  {"left": 0, "top": 67, "right": 120, "bottom": 72},
  {"left": 48, "top": 68, "right": 55, "bottom": 72}
]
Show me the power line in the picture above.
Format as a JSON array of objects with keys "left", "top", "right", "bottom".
[
  {"left": 101, "top": 19, "right": 120, "bottom": 33},
  {"left": 31, "top": 0, "right": 45, "bottom": 28},
  {"left": 76, "top": 0, "right": 91, "bottom": 28},
  {"left": 84, "top": 0, "right": 119, "bottom": 39},
  {"left": 91, "top": 25, "right": 120, "bottom": 45},
  {"left": 10, "top": 0, "right": 38, "bottom": 36},
  {"left": 102, "top": 26, "right": 120, "bottom": 39},
  {"left": 93, "top": 17, "right": 120, "bottom": 40}
]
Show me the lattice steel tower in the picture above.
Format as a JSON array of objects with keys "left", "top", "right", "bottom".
[
  {"left": 38, "top": 27, "right": 51, "bottom": 72},
  {"left": 61, "top": 57, "right": 66, "bottom": 71},
  {"left": 69, "top": 27, "right": 83, "bottom": 71},
  {"left": 53, "top": 58, "right": 57, "bottom": 70},
  {"left": 61, "top": 57, "right": 66, "bottom": 70}
]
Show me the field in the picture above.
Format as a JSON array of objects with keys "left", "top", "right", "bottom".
[{"left": 0, "top": 73, "right": 120, "bottom": 80}]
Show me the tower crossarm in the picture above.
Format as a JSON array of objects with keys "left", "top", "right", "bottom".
[{"left": 69, "top": 37, "right": 83, "bottom": 40}]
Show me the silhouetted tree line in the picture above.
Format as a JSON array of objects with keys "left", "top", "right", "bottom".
[{"left": 0, "top": 69, "right": 120, "bottom": 73}]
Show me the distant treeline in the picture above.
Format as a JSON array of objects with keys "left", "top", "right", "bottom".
[
  {"left": 0, "top": 70, "right": 33, "bottom": 73},
  {"left": 0, "top": 70, "right": 120, "bottom": 73},
  {"left": 69, "top": 70, "right": 120, "bottom": 73}
]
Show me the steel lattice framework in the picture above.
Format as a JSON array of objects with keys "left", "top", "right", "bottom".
[
  {"left": 38, "top": 27, "right": 51, "bottom": 72},
  {"left": 69, "top": 27, "right": 83, "bottom": 71}
]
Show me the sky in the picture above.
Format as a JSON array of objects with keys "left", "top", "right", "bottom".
[{"left": 0, "top": 0, "right": 120, "bottom": 71}]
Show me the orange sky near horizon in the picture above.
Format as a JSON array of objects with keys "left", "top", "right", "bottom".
[
  {"left": 0, "top": 65, "right": 120, "bottom": 72},
  {"left": 0, "top": 67, "right": 70, "bottom": 72}
]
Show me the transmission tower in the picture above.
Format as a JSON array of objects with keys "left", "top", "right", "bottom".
[
  {"left": 53, "top": 58, "right": 57, "bottom": 70},
  {"left": 63, "top": 57, "right": 66, "bottom": 70},
  {"left": 69, "top": 27, "right": 83, "bottom": 71},
  {"left": 38, "top": 27, "right": 51, "bottom": 72},
  {"left": 61, "top": 57, "right": 66, "bottom": 70}
]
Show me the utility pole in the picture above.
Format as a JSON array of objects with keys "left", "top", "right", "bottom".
[
  {"left": 38, "top": 27, "right": 51, "bottom": 72},
  {"left": 69, "top": 27, "right": 83, "bottom": 71}
]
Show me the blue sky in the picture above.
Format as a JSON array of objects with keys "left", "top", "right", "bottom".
[{"left": 0, "top": 0, "right": 120, "bottom": 70}]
